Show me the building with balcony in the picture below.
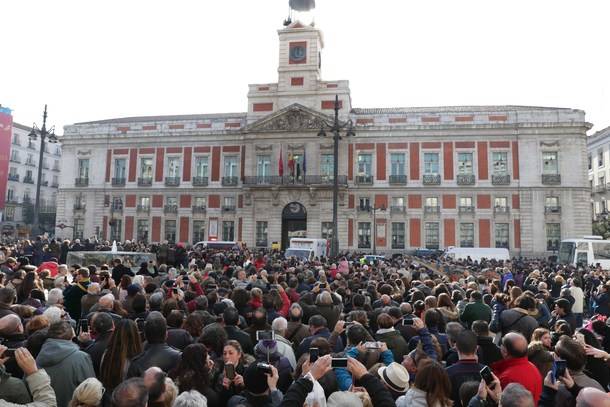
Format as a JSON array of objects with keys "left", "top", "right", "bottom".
[
  {"left": 588, "top": 125, "right": 610, "bottom": 220},
  {"left": 55, "top": 21, "right": 591, "bottom": 255},
  {"left": 1, "top": 115, "right": 62, "bottom": 237}
]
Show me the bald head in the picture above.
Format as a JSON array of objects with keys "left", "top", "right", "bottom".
[
  {"left": 0, "top": 314, "right": 23, "bottom": 335},
  {"left": 577, "top": 387, "right": 610, "bottom": 407},
  {"left": 502, "top": 332, "right": 528, "bottom": 358}
]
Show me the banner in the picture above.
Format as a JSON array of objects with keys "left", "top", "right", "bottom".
[{"left": 0, "top": 107, "right": 13, "bottom": 211}]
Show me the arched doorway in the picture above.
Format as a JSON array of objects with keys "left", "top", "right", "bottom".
[{"left": 282, "top": 202, "right": 307, "bottom": 249}]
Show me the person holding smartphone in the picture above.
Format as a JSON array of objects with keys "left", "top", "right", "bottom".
[{"left": 217, "top": 340, "right": 247, "bottom": 404}]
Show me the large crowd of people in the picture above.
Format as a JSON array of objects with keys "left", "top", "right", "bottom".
[{"left": 1, "top": 236, "right": 610, "bottom": 407}]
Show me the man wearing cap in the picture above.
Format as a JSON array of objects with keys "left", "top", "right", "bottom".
[{"left": 227, "top": 363, "right": 282, "bottom": 407}]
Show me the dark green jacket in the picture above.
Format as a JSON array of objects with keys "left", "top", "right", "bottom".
[
  {"left": 375, "top": 329, "right": 409, "bottom": 362},
  {"left": 460, "top": 300, "right": 492, "bottom": 327}
]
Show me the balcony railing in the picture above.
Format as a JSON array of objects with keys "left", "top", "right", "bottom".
[
  {"left": 422, "top": 174, "right": 441, "bottom": 185},
  {"left": 7, "top": 174, "right": 19, "bottom": 182},
  {"left": 424, "top": 205, "right": 440, "bottom": 214},
  {"left": 75, "top": 178, "right": 89, "bottom": 187},
  {"left": 390, "top": 205, "right": 406, "bottom": 214},
  {"left": 25, "top": 161, "right": 36, "bottom": 167},
  {"left": 137, "top": 205, "right": 150, "bottom": 213},
  {"left": 42, "top": 181, "right": 49, "bottom": 186},
  {"left": 22, "top": 197, "right": 32, "bottom": 204},
  {"left": 138, "top": 177, "right": 153, "bottom": 186},
  {"left": 357, "top": 205, "right": 371, "bottom": 213},
  {"left": 9, "top": 157, "right": 21, "bottom": 163},
  {"left": 5, "top": 198, "right": 18, "bottom": 204},
  {"left": 494, "top": 206, "right": 510, "bottom": 215},
  {"left": 165, "top": 177, "right": 181, "bottom": 187},
  {"left": 242, "top": 175, "right": 348, "bottom": 186},
  {"left": 192, "top": 205, "right": 207, "bottom": 214},
  {"left": 222, "top": 205, "right": 236, "bottom": 213},
  {"left": 164, "top": 205, "right": 178, "bottom": 214},
  {"left": 545, "top": 206, "right": 562, "bottom": 214},
  {"left": 40, "top": 206, "right": 56, "bottom": 214},
  {"left": 389, "top": 175, "right": 407, "bottom": 185},
  {"left": 23, "top": 177, "right": 34, "bottom": 184},
  {"left": 52, "top": 166, "right": 60, "bottom": 172},
  {"left": 492, "top": 174, "right": 511, "bottom": 185},
  {"left": 542, "top": 174, "right": 561, "bottom": 185},
  {"left": 192, "top": 176, "right": 209, "bottom": 186},
  {"left": 356, "top": 175, "right": 373, "bottom": 185},
  {"left": 457, "top": 174, "right": 475, "bottom": 185},
  {"left": 222, "top": 176, "right": 239, "bottom": 186},
  {"left": 51, "top": 182, "right": 59, "bottom": 188},
  {"left": 73, "top": 203, "right": 86, "bottom": 211},
  {"left": 111, "top": 204, "right": 123, "bottom": 213},
  {"left": 459, "top": 205, "right": 475, "bottom": 214},
  {"left": 112, "top": 177, "right": 126, "bottom": 186}
]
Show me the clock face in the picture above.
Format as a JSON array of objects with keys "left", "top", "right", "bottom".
[{"left": 289, "top": 43, "right": 307, "bottom": 64}]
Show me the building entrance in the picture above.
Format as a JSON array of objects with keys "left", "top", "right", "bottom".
[{"left": 281, "top": 202, "right": 307, "bottom": 250}]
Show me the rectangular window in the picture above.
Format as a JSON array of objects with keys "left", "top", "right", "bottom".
[
  {"left": 222, "top": 221, "right": 235, "bottom": 241},
  {"left": 195, "top": 157, "right": 209, "bottom": 177},
  {"left": 423, "top": 153, "right": 439, "bottom": 175},
  {"left": 425, "top": 197, "right": 438, "bottom": 207},
  {"left": 589, "top": 155, "right": 592, "bottom": 171},
  {"left": 194, "top": 197, "right": 207, "bottom": 207},
  {"left": 357, "top": 154, "right": 372, "bottom": 176},
  {"left": 492, "top": 152, "right": 508, "bottom": 175},
  {"left": 542, "top": 152, "right": 558, "bottom": 174},
  {"left": 52, "top": 175, "right": 58, "bottom": 186},
  {"left": 545, "top": 196, "right": 559, "bottom": 207},
  {"left": 166, "top": 196, "right": 178, "bottom": 207},
  {"left": 390, "top": 153, "right": 405, "bottom": 176},
  {"left": 256, "top": 221, "right": 268, "bottom": 246},
  {"left": 78, "top": 159, "right": 90, "bottom": 179},
  {"left": 139, "top": 196, "right": 150, "bottom": 209},
  {"left": 494, "top": 197, "right": 508, "bottom": 208},
  {"left": 8, "top": 167, "right": 16, "bottom": 177},
  {"left": 424, "top": 222, "right": 440, "bottom": 249},
  {"left": 320, "top": 154, "right": 334, "bottom": 178},
  {"left": 257, "top": 155, "right": 271, "bottom": 177},
  {"left": 12, "top": 134, "right": 19, "bottom": 145},
  {"left": 192, "top": 220, "right": 206, "bottom": 243},
  {"left": 600, "top": 175, "right": 606, "bottom": 186},
  {"left": 599, "top": 150, "right": 604, "bottom": 167},
  {"left": 495, "top": 223, "right": 509, "bottom": 248},
  {"left": 459, "top": 197, "right": 473, "bottom": 207},
  {"left": 546, "top": 223, "right": 561, "bottom": 251},
  {"left": 167, "top": 157, "right": 181, "bottom": 177},
  {"left": 321, "top": 222, "right": 333, "bottom": 240},
  {"left": 457, "top": 152, "right": 474, "bottom": 174},
  {"left": 6, "top": 188, "right": 14, "bottom": 201},
  {"left": 110, "top": 219, "right": 122, "bottom": 242},
  {"left": 4, "top": 206, "right": 14, "bottom": 221},
  {"left": 391, "top": 222, "right": 405, "bottom": 249},
  {"left": 10, "top": 151, "right": 19, "bottom": 161},
  {"left": 391, "top": 197, "right": 404, "bottom": 207},
  {"left": 358, "top": 222, "right": 371, "bottom": 248},
  {"left": 165, "top": 220, "right": 177, "bottom": 244},
  {"left": 137, "top": 219, "right": 149, "bottom": 243},
  {"left": 359, "top": 197, "right": 370, "bottom": 211},
  {"left": 114, "top": 159, "right": 126, "bottom": 179},
  {"left": 26, "top": 153, "right": 34, "bottom": 165},
  {"left": 460, "top": 223, "right": 475, "bottom": 247},
  {"left": 73, "top": 219, "right": 85, "bottom": 240},
  {"left": 224, "top": 156, "right": 238, "bottom": 177},
  {"left": 224, "top": 196, "right": 235, "bottom": 208},
  {"left": 140, "top": 157, "right": 153, "bottom": 178}
]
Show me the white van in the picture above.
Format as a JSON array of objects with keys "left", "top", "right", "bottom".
[
  {"left": 558, "top": 236, "right": 610, "bottom": 269},
  {"left": 443, "top": 247, "right": 510, "bottom": 262},
  {"left": 284, "top": 238, "right": 329, "bottom": 261}
]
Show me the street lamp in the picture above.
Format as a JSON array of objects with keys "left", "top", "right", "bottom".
[
  {"left": 28, "top": 105, "right": 58, "bottom": 237},
  {"left": 369, "top": 204, "right": 386, "bottom": 255},
  {"left": 317, "top": 95, "right": 355, "bottom": 258}
]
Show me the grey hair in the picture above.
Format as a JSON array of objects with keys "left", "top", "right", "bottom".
[
  {"left": 149, "top": 292, "right": 164, "bottom": 311},
  {"left": 271, "top": 316, "right": 288, "bottom": 333},
  {"left": 173, "top": 390, "right": 208, "bottom": 407},
  {"left": 446, "top": 322, "right": 465, "bottom": 343},
  {"left": 47, "top": 288, "right": 64, "bottom": 305},
  {"left": 500, "top": 383, "right": 534, "bottom": 407},
  {"left": 69, "top": 378, "right": 105, "bottom": 407}
]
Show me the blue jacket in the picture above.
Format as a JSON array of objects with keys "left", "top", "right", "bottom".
[{"left": 336, "top": 347, "right": 394, "bottom": 390}]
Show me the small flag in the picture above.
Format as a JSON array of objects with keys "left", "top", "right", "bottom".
[{"left": 279, "top": 146, "right": 284, "bottom": 176}]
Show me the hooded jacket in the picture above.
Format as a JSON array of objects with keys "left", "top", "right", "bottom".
[
  {"left": 0, "top": 364, "right": 30, "bottom": 404},
  {"left": 36, "top": 338, "right": 95, "bottom": 407}
]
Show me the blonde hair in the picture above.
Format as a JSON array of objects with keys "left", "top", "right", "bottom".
[{"left": 69, "top": 378, "right": 104, "bottom": 407}]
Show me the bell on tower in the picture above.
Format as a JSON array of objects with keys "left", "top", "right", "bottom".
[{"left": 284, "top": 0, "right": 316, "bottom": 27}]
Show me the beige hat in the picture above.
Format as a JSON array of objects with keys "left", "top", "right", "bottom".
[
  {"left": 378, "top": 362, "right": 410, "bottom": 393},
  {"left": 327, "top": 391, "right": 364, "bottom": 407}
]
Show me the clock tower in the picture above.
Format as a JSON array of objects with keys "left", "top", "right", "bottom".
[{"left": 277, "top": 21, "right": 323, "bottom": 93}]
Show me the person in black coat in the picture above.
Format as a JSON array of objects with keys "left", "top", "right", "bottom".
[
  {"left": 111, "top": 258, "right": 134, "bottom": 285},
  {"left": 82, "top": 312, "right": 114, "bottom": 375},
  {"left": 472, "top": 320, "right": 503, "bottom": 366},
  {"left": 222, "top": 307, "right": 254, "bottom": 355}
]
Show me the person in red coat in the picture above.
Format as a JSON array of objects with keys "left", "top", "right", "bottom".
[{"left": 492, "top": 332, "right": 543, "bottom": 404}]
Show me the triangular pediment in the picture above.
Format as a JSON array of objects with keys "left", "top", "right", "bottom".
[{"left": 247, "top": 103, "right": 332, "bottom": 133}]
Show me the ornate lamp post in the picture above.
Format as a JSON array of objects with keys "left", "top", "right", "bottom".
[
  {"left": 317, "top": 95, "right": 355, "bottom": 258},
  {"left": 27, "top": 105, "right": 58, "bottom": 237}
]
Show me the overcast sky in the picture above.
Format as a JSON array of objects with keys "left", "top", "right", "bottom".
[{"left": 2, "top": 0, "right": 609, "bottom": 135}]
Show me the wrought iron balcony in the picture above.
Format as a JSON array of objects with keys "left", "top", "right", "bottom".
[
  {"left": 22, "top": 197, "right": 32, "bottom": 204},
  {"left": 40, "top": 206, "right": 56, "bottom": 214},
  {"left": 357, "top": 205, "right": 371, "bottom": 213},
  {"left": 304, "top": 175, "right": 348, "bottom": 186},
  {"left": 73, "top": 203, "right": 86, "bottom": 211},
  {"left": 390, "top": 205, "right": 406, "bottom": 214},
  {"left": 42, "top": 181, "right": 48, "bottom": 186},
  {"left": 222, "top": 176, "right": 239, "bottom": 186},
  {"left": 356, "top": 175, "right": 373, "bottom": 185},
  {"left": 9, "top": 157, "right": 21, "bottom": 163},
  {"left": 192, "top": 176, "right": 209, "bottom": 186},
  {"left": 25, "top": 161, "right": 36, "bottom": 167},
  {"left": 7, "top": 174, "right": 19, "bottom": 182},
  {"left": 5, "top": 198, "right": 18, "bottom": 204},
  {"left": 138, "top": 177, "right": 153, "bottom": 186},
  {"left": 52, "top": 166, "right": 60, "bottom": 172},
  {"left": 192, "top": 205, "right": 207, "bottom": 214},
  {"left": 136, "top": 205, "right": 150, "bottom": 213},
  {"left": 165, "top": 177, "right": 181, "bottom": 186},
  {"left": 542, "top": 174, "right": 561, "bottom": 185},
  {"left": 51, "top": 182, "right": 59, "bottom": 188},
  {"left": 392, "top": 242, "right": 406, "bottom": 250},
  {"left": 23, "top": 177, "right": 34, "bottom": 184},
  {"left": 459, "top": 205, "right": 475, "bottom": 214},
  {"left": 492, "top": 174, "right": 511, "bottom": 185},
  {"left": 164, "top": 205, "right": 178, "bottom": 214},
  {"left": 494, "top": 206, "right": 510, "bottom": 215},
  {"left": 422, "top": 174, "right": 441, "bottom": 185},
  {"left": 222, "top": 205, "right": 236, "bottom": 213},
  {"left": 75, "top": 178, "right": 89, "bottom": 187},
  {"left": 389, "top": 175, "right": 407, "bottom": 185},
  {"left": 111, "top": 204, "right": 123, "bottom": 213},
  {"left": 424, "top": 205, "right": 440, "bottom": 214},
  {"left": 457, "top": 174, "right": 475, "bottom": 185},
  {"left": 242, "top": 175, "right": 348, "bottom": 186},
  {"left": 112, "top": 178, "right": 126, "bottom": 186},
  {"left": 544, "top": 206, "right": 561, "bottom": 214}
]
